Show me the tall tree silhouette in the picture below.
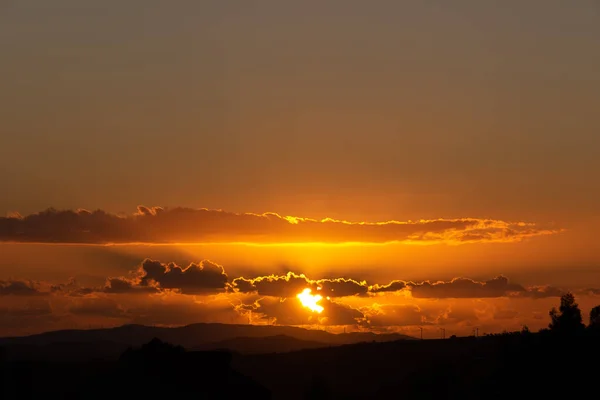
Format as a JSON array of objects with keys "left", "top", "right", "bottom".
[
  {"left": 549, "top": 293, "right": 585, "bottom": 335},
  {"left": 589, "top": 305, "right": 600, "bottom": 332}
]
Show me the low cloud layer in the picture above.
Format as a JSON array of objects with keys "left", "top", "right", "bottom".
[
  {"left": 232, "top": 272, "right": 368, "bottom": 298},
  {"left": 1, "top": 257, "right": 598, "bottom": 337},
  {"left": 0, "top": 206, "right": 561, "bottom": 244},
  {"left": 232, "top": 273, "right": 566, "bottom": 300},
  {"left": 52, "top": 259, "right": 230, "bottom": 296},
  {"left": 409, "top": 276, "right": 531, "bottom": 299},
  {"left": 137, "top": 259, "right": 229, "bottom": 294},
  {"left": 0, "top": 280, "right": 47, "bottom": 296},
  {"left": 2, "top": 259, "right": 581, "bottom": 302}
]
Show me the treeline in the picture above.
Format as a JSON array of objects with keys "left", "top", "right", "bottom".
[{"left": 485, "top": 292, "right": 600, "bottom": 338}]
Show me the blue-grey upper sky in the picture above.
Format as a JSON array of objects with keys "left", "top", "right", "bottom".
[{"left": 1, "top": 0, "right": 599, "bottom": 225}]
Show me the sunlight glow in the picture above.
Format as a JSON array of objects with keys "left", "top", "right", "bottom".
[{"left": 297, "top": 288, "right": 324, "bottom": 313}]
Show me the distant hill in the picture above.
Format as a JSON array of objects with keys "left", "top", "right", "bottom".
[
  {"left": 0, "top": 323, "right": 414, "bottom": 361},
  {"left": 192, "top": 334, "right": 331, "bottom": 354}
]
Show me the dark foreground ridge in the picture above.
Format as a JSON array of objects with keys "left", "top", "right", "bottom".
[
  {"left": 1, "top": 337, "right": 270, "bottom": 399},
  {"left": 2, "top": 331, "right": 600, "bottom": 399},
  {"left": 1, "top": 294, "right": 599, "bottom": 399}
]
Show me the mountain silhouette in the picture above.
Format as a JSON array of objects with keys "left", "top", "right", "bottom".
[
  {"left": 192, "top": 334, "right": 331, "bottom": 354},
  {"left": 0, "top": 323, "right": 414, "bottom": 362}
]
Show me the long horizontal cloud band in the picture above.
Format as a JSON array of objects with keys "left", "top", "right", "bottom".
[
  {"left": 0, "top": 206, "right": 561, "bottom": 244},
  {"left": 3, "top": 259, "right": 599, "bottom": 332},
  {"left": 232, "top": 273, "right": 570, "bottom": 299},
  {"left": 5, "top": 258, "right": 588, "bottom": 301}
]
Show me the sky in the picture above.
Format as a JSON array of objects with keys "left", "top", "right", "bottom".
[{"left": 1, "top": 0, "right": 599, "bottom": 338}]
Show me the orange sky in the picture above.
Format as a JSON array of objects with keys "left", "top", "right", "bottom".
[{"left": 0, "top": 1, "right": 599, "bottom": 337}]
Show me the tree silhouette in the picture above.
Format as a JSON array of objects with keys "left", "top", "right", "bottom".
[
  {"left": 589, "top": 305, "right": 600, "bottom": 332},
  {"left": 549, "top": 293, "right": 585, "bottom": 335}
]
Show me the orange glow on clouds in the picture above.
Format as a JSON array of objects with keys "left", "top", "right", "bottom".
[
  {"left": 297, "top": 288, "right": 324, "bottom": 313},
  {"left": 0, "top": 206, "right": 562, "bottom": 245}
]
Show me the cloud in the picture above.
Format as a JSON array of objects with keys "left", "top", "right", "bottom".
[
  {"left": 1, "top": 253, "right": 586, "bottom": 337},
  {"left": 318, "top": 278, "right": 369, "bottom": 297},
  {"left": 513, "top": 285, "right": 564, "bottom": 299},
  {"left": 232, "top": 271, "right": 569, "bottom": 300},
  {"left": 232, "top": 272, "right": 369, "bottom": 298},
  {"left": 409, "top": 276, "right": 527, "bottom": 299},
  {"left": 27, "top": 257, "right": 574, "bottom": 303},
  {"left": 54, "top": 259, "right": 230, "bottom": 296},
  {"left": 0, "top": 206, "right": 561, "bottom": 244},
  {"left": 232, "top": 273, "right": 311, "bottom": 298},
  {"left": 137, "top": 258, "right": 229, "bottom": 294},
  {"left": 238, "top": 296, "right": 365, "bottom": 326},
  {"left": 0, "top": 280, "right": 47, "bottom": 296},
  {"left": 406, "top": 276, "right": 569, "bottom": 300},
  {"left": 369, "top": 280, "right": 407, "bottom": 294},
  {"left": 2, "top": 265, "right": 600, "bottom": 338},
  {"left": 103, "top": 277, "right": 158, "bottom": 294}
]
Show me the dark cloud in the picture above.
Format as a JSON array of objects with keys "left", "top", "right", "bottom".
[
  {"left": 233, "top": 273, "right": 560, "bottom": 300},
  {"left": 138, "top": 258, "right": 228, "bottom": 294},
  {"left": 364, "top": 276, "right": 567, "bottom": 299},
  {"left": 232, "top": 273, "right": 311, "bottom": 298},
  {"left": 369, "top": 280, "right": 407, "bottom": 294},
  {"left": 0, "top": 206, "right": 560, "bottom": 244},
  {"left": 103, "top": 277, "right": 158, "bottom": 294},
  {"left": 232, "top": 272, "right": 368, "bottom": 298},
  {"left": 0, "top": 280, "right": 46, "bottom": 296},
  {"left": 318, "top": 278, "right": 369, "bottom": 297},
  {"left": 45, "top": 258, "right": 229, "bottom": 296},
  {"left": 409, "top": 276, "right": 526, "bottom": 299},
  {"left": 515, "top": 285, "right": 564, "bottom": 299}
]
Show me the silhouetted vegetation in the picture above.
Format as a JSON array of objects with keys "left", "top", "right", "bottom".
[
  {"left": 589, "top": 305, "right": 600, "bottom": 331},
  {"left": 1, "top": 294, "right": 600, "bottom": 399},
  {"left": 548, "top": 292, "right": 585, "bottom": 335}
]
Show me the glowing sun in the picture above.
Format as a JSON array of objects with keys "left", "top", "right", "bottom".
[{"left": 297, "top": 288, "right": 324, "bottom": 313}]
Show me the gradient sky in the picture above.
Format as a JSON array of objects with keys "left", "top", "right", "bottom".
[{"left": 1, "top": 1, "right": 599, "bottom": 337}]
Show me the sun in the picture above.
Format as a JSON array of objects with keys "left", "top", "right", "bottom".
[{"left": 297, "top": 288, "right": 324, "bottom": 313}]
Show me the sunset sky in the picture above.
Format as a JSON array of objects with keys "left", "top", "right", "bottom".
[{"left": 1, "top": 1, "right": 599, "bottom": 338}]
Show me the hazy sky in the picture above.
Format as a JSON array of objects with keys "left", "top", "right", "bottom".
[
  {"left": 2, "top": 0, "right": 599, "bottom": 220},
  {"left": 1, "top": 1, "right": 599, "bottom": 337}
]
